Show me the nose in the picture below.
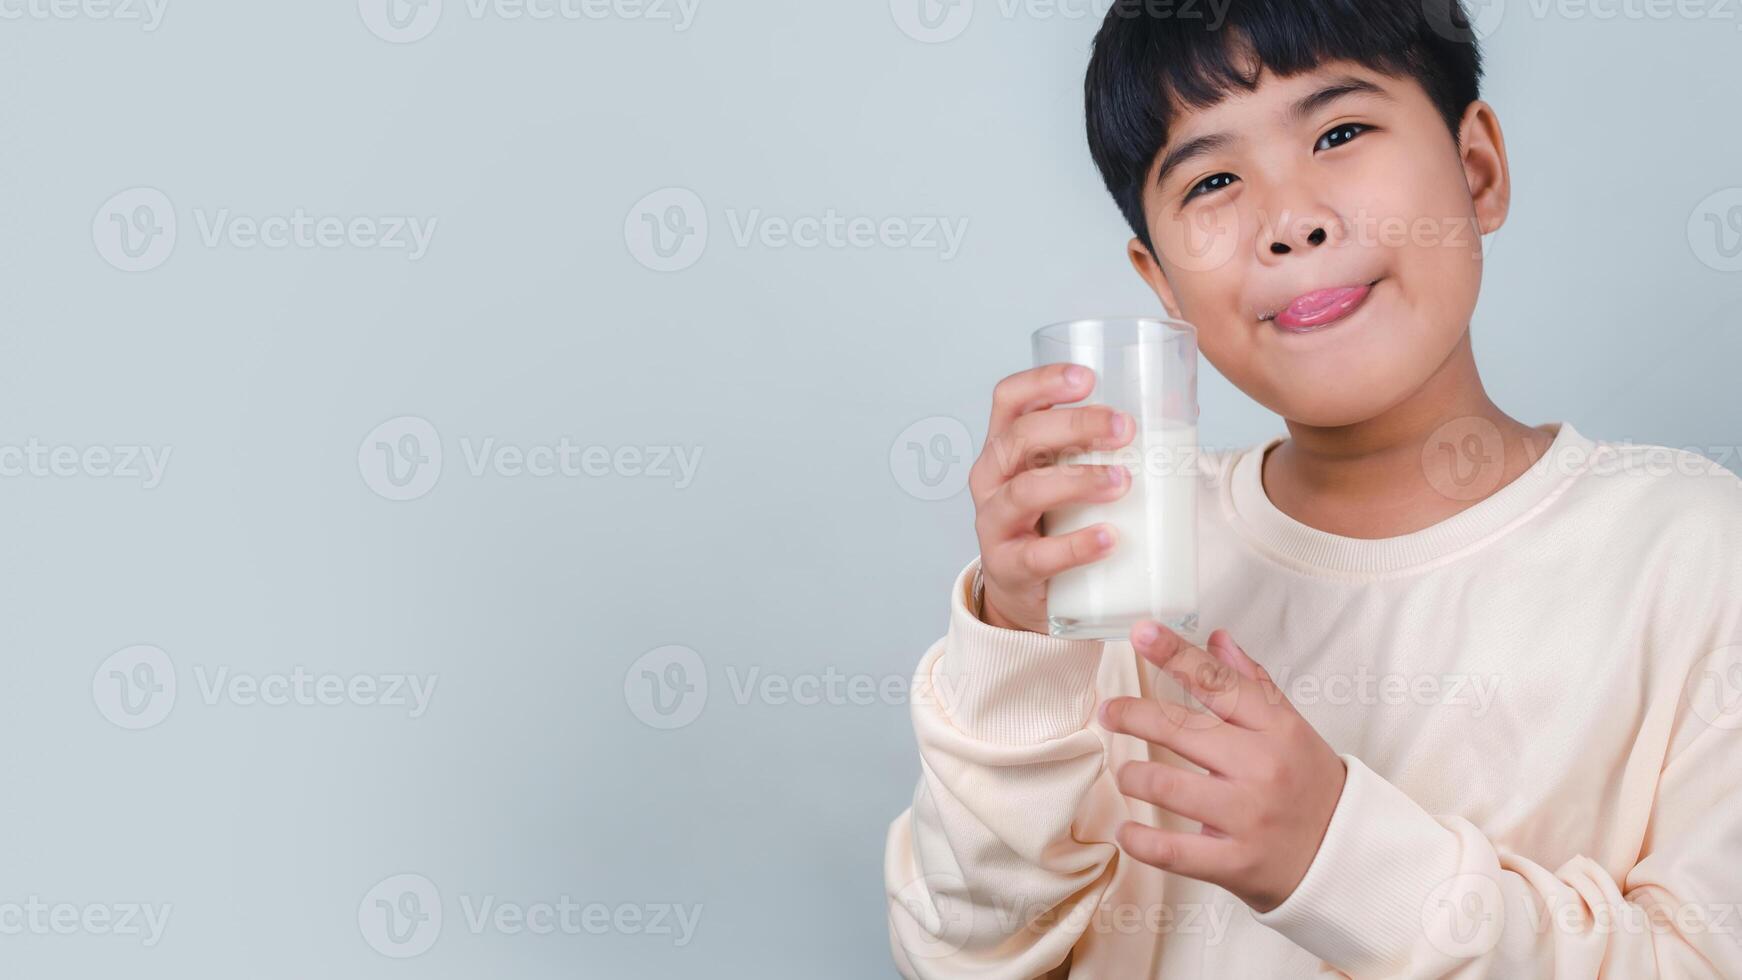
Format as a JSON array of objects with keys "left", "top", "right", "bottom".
[
  {"left": 1264, "top": 211, "right": 1335, "bottom": 256},
  {"left": 1270, "top": 226, "right": 1328, "bottom": 254}
]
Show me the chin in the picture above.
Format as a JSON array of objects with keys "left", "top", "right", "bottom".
[
  {"left": 1260, "top": 331, "right": 1459, "bottom": 429},
  {"left": 1270, "top": 395, "right": 1394, "bottom": 429},
  {"left": 1264, "top": 370, "right": 1426, "bottom": 428}
]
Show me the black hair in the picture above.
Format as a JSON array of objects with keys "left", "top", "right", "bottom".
[{"left": 1084, "top": 0, "right": 1484, "bottom": 256}]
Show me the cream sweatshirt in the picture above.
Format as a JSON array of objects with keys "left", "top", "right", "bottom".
[{"left": 884, "top": 421, "right": 1742, "bottom": 979}]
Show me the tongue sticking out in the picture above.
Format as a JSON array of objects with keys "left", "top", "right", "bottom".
[{"left": 1276, "top": 283, "right": 1371, "bottom": 330}]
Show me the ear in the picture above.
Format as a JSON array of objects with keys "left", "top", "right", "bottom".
[
  {"left": 1456, "top": 100, "right": 1510, "bottom": 236},
  {"left": 1126, "top": 237, "right": 1185, "bottom": 320}
]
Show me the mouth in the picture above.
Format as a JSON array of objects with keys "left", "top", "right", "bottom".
[{"left": 1259, "top": 278, "right": 1381, "bottom": 333}]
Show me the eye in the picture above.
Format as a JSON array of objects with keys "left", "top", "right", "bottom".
[
  {"left": 1315, "top": 122, "right": 1372, "bottom": 152},
  {"left": 1184, "top": 172, "right": 1238, "bottom": 203}
]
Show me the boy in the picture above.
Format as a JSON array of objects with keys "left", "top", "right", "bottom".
[{"left": 883, "top": 1, "right": 1742, "bottom": 977}]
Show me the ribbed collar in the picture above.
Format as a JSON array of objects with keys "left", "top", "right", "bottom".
[{"left": 1226, "top": 420, "right": 1599, "bottom": 577}]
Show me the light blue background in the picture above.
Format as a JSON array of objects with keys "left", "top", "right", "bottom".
[{"left": 1, "top": 0, "right": 1739, "bottom": 976}]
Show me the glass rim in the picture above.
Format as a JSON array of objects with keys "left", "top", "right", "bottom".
[{"left": 1032, "top": 316, "right": 1197, "bottom": 348}]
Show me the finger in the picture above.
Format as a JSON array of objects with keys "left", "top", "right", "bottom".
[
  {"left": 982, "top": 404, "right": 1132, "bottom": 483},
  {"left": 1208, "top": 631, "right": 1289, "bottom": 714},
  {"left": 987, "top": 363, "right": 1096, "bottom": 437},
  {"left": 1000, "top": 524, "right": 1117, "bottom": 584},
  {"left": 978, "top": 462, "right": 1128, "bottom": 539},
  {"left": 1207, "top": 630, "right": 1262, "bottom": 682},
  {"left": 1097, "top": 696, "right": 1243, "bottom": 775},
  {"left": 1115, "top": 820, "right": 1240, "bottom": 885},
  {"left": 1131, "top": 621, "right": 1268, "bottom": 730},
  {"left": 1114, "top": 760, "right": 1241, "bottom": 830}
]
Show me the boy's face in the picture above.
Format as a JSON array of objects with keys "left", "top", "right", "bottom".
[{"left": 1128, "top": 59, "right": 1510, "bottom": 428}]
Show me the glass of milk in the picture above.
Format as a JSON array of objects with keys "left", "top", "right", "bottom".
[{"left": 1031, "top": 318, "right": 1199, "bottom": 640}]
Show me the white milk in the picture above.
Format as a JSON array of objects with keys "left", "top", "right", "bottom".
[{"left": 1041, "top": 424, "right": 1198, "bottom": 639}]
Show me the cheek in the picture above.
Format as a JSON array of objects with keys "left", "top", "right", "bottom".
[
  {"left": 1348, "top": 149, "right": 1482, "bottom": 281},
  {"left": 1339, "top": 151, "right": 1483, "bottom": 340},
  {"left": 1385, "top": 179, "right": 1483, "bottom": 341}
]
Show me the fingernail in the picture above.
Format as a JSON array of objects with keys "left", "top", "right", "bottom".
[
  {"left": 1133, "top": 622, "right": 1159, "bottom": 647},
  {"left": 1094, "top": 527, "right": 1113, "bottom": 548},
  {"left": 1105, "top": 466, "right": 1126, "bottom": 486},
  {"left": 1111, "top": 412, "right": 1131, "bottom": 439},
  {"left": 1065, "top": 365, "right": 1089, "bottom": 387}
]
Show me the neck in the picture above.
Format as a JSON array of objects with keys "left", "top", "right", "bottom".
[{"left": 1262, "top": 332, "right": 1554, "bottom": 539}]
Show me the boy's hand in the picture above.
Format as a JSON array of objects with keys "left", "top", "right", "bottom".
[
  {"left": 1099, "top": 622, "right": 1347, "bottom": 913},
  {"left": 969, "top": 363, "right": 1134, "bottom": 634}
]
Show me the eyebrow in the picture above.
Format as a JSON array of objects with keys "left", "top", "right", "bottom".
[{"left": 1153, "top": 75, "right": 1395, "bottom": 191}]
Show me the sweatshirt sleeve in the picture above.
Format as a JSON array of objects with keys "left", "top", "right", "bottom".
[
  {"left": 1250, "top": 566, "right": 1742, "bottom": 978},
  {"left": 882, "top": 557, "right": 1134, "bottom": 979}
]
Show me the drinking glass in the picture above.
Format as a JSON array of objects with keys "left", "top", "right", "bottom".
[{"left": 1031, "top": 317, "right": 1199, "bottom": 640}]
